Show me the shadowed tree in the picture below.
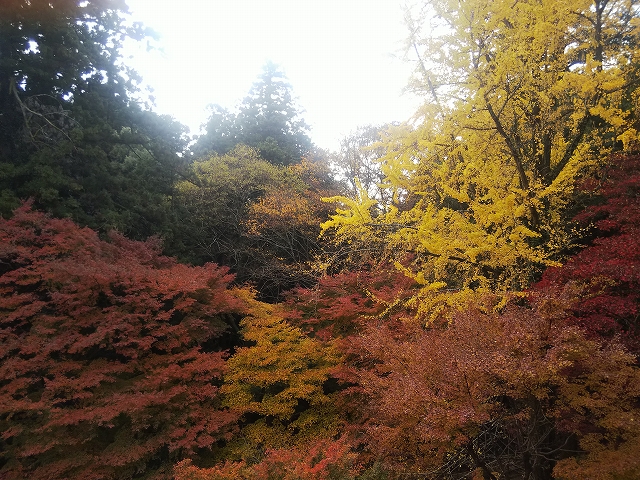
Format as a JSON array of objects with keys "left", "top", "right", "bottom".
[
  {"left": 194, "top": 62, "right": 312, "bottom": 165},
  {"left": 0, "top": 0, "right": 189, "bottom": 245}
]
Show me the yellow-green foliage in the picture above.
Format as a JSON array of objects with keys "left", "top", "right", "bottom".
[{"left": 176, "top": 145, "right": 306, "bottom": 217}]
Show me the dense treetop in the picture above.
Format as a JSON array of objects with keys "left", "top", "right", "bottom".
[
  {"left": 193, "top": 62, "right": 312, "bottom": 165},
  {"left": 0, "top": 0, "right": 188, "bottom": 242}
]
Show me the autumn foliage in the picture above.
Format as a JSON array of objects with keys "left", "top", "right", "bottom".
[
  {"left": 0, "top": 205, "right": 247, "bottom": 479},
  {"left": 343, "top": 293, "right": 640, "bottom": 479},
  {"left": 3, "top": 134, "right": 640, "bottom": 480},
  {"left": 279, "top": 151, "right": 640, "bottom": 478},
  {"left": 534, "top": 154, "right": 640, "bottom": 352},
  {"left": 285, "top": 268, "right": 420, "bottom": 340},
  {"left": 221, "top": 301, "right": 342, "bottom": 455},
  {"left": 3, "top": 1, "right": 640, "bottom": 479},
  {"left": 173, "top": 438, "right": 359, "bottom": 480}
]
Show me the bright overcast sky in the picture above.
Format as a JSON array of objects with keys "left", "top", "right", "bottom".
[{"left": 122, "top": 0, "right": 422, "bottom": 151}]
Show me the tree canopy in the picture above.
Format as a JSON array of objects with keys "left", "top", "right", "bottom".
[
  {"left": 173, "top": 146, "right": 340, "bottom": 301},
  {"left": 0, "top": 0, "right": 188, "bottom": 243},
  {"left": 321, "top": 0, "right": 640, "bottom": 321},
  {"left": 193, "top": 62, "right": 312, "bottom": 165}
]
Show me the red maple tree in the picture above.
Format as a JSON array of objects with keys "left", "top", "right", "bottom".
[
  {"left": 173, "top": 437, "right": 360, "bottom": 480},
  {"left": 534, "top": 154, "right": 640, "bottom": 353},
  {"left": 0, "top": 205, "right": 247, "bottom": 479}
]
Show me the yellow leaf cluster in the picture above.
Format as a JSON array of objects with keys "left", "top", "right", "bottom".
[
  {"left": 322, "top": 0, "right": 640, "bottom": 321},
  {"left": 222, "top": 299, "right": 341, "bottom": 452}
]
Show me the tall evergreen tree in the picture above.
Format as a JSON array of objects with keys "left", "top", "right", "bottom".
[
  {"left": 194, "top": 62, "right": 312, "bottom": 165},
  {"left": 237, "top": 61, "right": 312, "bottom": 165}
]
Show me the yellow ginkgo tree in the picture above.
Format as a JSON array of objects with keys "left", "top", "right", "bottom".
[{"left": 322, "top": 0, "right": 640, "bottom": 321}]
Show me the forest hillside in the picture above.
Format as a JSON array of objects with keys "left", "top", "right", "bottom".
[{"left": 2, "top": 1, "right": 640, "bottom": 479}]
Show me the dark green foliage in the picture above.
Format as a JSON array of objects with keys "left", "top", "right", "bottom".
[
  {"left": 0, "top": 0, "right": 188, "bottom": 244},
  {"left": 0, "top": 0, "right": 142, "bottom": 158}
]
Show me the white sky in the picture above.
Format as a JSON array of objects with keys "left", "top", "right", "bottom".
[{"left": 122, "top": 0, "right": 422, "bottom": 151}]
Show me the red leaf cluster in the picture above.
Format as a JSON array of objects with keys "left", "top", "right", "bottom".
[
  {"left": 0, "top": 206, "right": 248, "bottom": 479},
  {"left": 173, "top": 437, "right": 359, "bottom": 480},
  {"left": 535, "top": 154, "right": 640, "bottom": 352},
  {"left": 285, "top": 269, "right": 418, "bottom": 341}
]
